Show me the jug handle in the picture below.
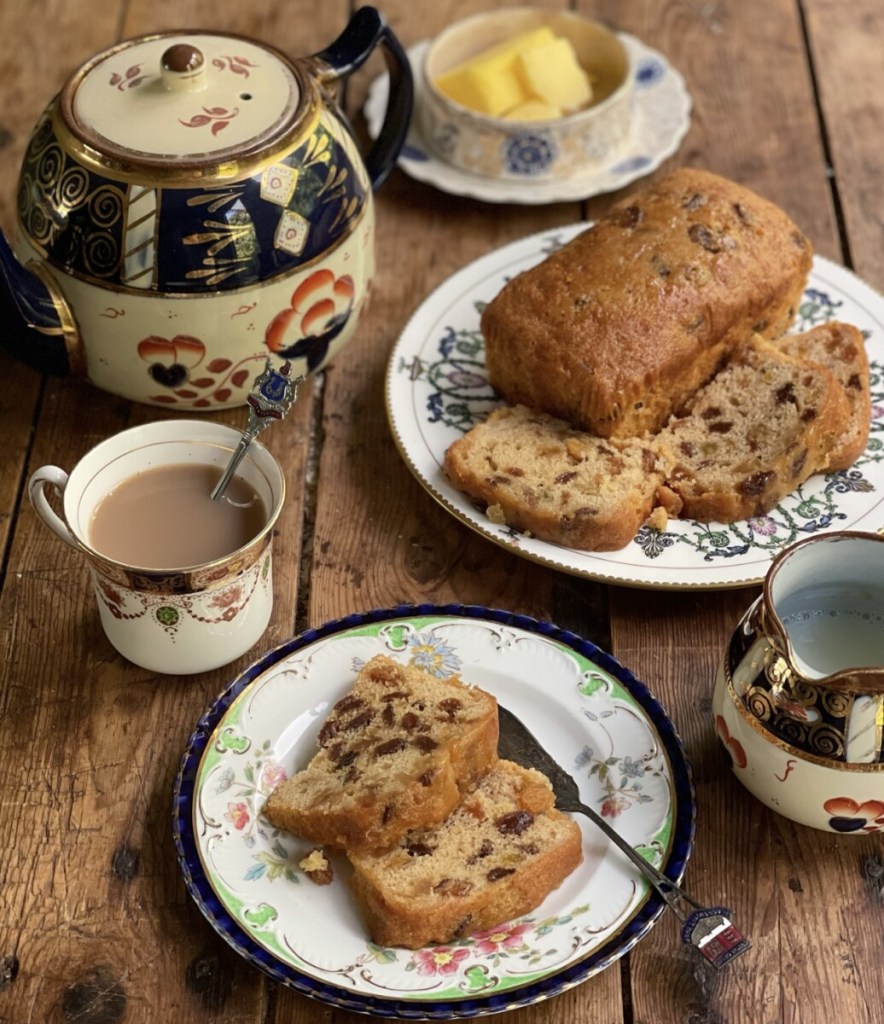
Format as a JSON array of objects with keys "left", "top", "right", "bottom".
[
  {"left": 312, "top": 6, "right": 413, "bottom": 190},
  {"left": 29, "top": 466, "right": 79, "bottom": 548}
]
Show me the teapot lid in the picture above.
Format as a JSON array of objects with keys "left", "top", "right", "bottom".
[{"left": 60, "top": 32, "right": 304, "bottom": 172}]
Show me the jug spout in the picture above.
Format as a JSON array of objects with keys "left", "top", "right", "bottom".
[
  {"left": 0, "top": 231, "right": 80, "bottom": 376},
  {"left": 765, "top": 532, "right": 884, "bottom": 685}
]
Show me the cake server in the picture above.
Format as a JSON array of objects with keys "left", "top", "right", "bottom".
[{"left": 497, "top": 703, "right": 750, "bottom": 968}]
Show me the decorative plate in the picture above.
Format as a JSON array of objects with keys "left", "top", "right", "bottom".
[
  {"left": 173, "top": 605, "right": 695, "bottom": 1019},
  {"left": 364, "top": 35, "right": 691, "bottom": 205},
  {"left": 384, "top": 226, "right": 884, "bottom": 590}
]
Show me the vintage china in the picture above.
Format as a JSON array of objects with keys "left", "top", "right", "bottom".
[
  {"left": 712, "top": 532, "right": 884, "bottom": 833},
  {"left": 28, "top": 420, "right": 284, "bottom": 673},
  {"left": 418, "top": 8, "right": 632, "bottom": 183},
  {"left": 385, "top": 224, "right": 884, "bottom": 590},
  {"left": 0, "top": 8, "right": 412, "bottom": 409},
  {"left": 172, "top": 605, "right": 695, "bottom": 1018},
  {"left": 713, "top": 656, "right": 884, "bottom": 834},
  {"left": 365, "top": 35, "right": 690, "bottom": 204}
]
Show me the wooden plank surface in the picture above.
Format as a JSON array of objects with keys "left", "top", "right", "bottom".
[{"left": 0, "top": 0, "right": 882, "bottom": 1022}]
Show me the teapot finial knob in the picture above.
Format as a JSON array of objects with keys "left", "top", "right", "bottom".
[{"left": 161, "top": 43, "right": 206, "bottom": 92}]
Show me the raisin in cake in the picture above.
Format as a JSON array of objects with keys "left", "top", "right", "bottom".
[
  {"left": 481, "top": 167, "right": 812, "bottom": 438},
  {"left": 348, "top": 759, "right": 583, "bottom": 948},
  {"left": 654, "top": 335, "right": 850, "bottom": 522},
  {"left": 443, "top": 404, "right": 669, "bottom": 550},
  {"left": 775, "top": 321, "right": 870, "bottom": 470},
  {"left": 262, "top": 655, "right": 499, "bottom": 852}
]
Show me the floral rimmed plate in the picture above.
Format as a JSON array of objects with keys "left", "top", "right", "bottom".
[
  {"left": 385, "top": 227, "right": 884, "bottom": 590},
  {"left": 364, "top": 35, "right": 691, "bottom": 204},
  {"left": 173, "top": 605, "right": 695, "bottom": 1019}
]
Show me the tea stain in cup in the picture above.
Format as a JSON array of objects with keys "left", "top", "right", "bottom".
[{"left": 88, "top": 462, "right": 267, "bottom": 568}]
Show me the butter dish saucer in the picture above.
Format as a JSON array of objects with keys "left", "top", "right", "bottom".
[{"left": 364, "top": 34, "right": 691, "bottom": 205}]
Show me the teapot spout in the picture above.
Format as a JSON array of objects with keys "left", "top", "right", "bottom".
[{"left": 0, "top": 231, "right": 79, "bottom": 375}]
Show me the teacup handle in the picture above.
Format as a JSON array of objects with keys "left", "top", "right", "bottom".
[
  {"left": 311, "top": 6, "right": 413, "bottom": 189},
  {"left": 29, "top": 466, "right": 78, "bottom": 548}
]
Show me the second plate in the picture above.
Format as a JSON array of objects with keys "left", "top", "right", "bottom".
[
  {"left": 173, "top": 605, "right": 695, "bottom": 1019},
  {"left": 384, "top": 226, "right": 884, "bottom": 590}
]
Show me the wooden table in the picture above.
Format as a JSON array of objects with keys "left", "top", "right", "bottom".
[{"left": 1, "top": 1, "right": 882, "bottom": 1021}]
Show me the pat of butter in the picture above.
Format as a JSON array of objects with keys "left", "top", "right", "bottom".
[
  {"left": 516, "top": 37, "right": 592, "bottom": 113},
  {"left": 503, "top": 98, "right": 563, "bottom": 121},
  {"left": 435, "top": 26, "right": 557, "bottom": 117}
]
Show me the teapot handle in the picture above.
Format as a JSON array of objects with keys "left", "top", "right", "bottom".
[
  {"left": 0, "top": 232, "right": 80, "bottom": 376},
  {"left": 313, "top": 6, "right": 413, "bottom": 189}
]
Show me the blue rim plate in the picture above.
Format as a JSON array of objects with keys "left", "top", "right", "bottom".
[{"left": 172, "top": 604, "right": 696, "bottom": 1018}]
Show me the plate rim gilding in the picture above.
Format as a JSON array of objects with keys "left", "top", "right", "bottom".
[{"left": 172, "top": 604, "right": 696, "bottom": 1019}]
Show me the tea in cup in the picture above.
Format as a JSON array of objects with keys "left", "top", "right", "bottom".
[{"left": 29, "top": 420, "right": 285, "bottom": 674}]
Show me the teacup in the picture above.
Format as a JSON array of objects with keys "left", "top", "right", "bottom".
[{"left": 29, "top": 420, "right": 285, "bottom": 674}]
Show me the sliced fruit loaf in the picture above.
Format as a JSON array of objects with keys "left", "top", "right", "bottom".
[
  {"left": 654, "top": 334, "right": 851, "bottom": 522},
  {"left": 262, "top": 655, "right": 499, "bottom": 852},
  {"left": 348, "top": 758, "right": 583, "bottom": 949},
  {"left": 443, "top": 404, "right": 669, "bottom": 551},
  {"left": 775, "top": 321, "right": 871, "bottom": 470},
  {"left": 481, "top": 167, "right": 813, "bottom": 438}
]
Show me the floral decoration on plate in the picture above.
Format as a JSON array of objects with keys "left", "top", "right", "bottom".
[
  {"left": 384, "top": 226, "right": 884, "bottom": 590},
  {"left": 364, "top": 36, "right": 691, "bottom": 205},
  {"left": 173, "top": 605, "right": 695, "bottom": 1019}
]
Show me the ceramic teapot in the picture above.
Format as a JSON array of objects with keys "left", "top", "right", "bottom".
[
  {"left": 0, "top": 7, "right": 412, "bottom": 409},
  {"left": 721, "top": 531, "right": 884, "bottom": 763}
]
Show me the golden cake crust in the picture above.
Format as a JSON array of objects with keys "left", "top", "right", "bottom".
[{"left": 481, "top": 167, "right": 813, "bottom": 438}]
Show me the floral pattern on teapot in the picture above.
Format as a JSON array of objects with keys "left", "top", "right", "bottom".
[{"left": 1, "top": 13, "right": 413, "bottom": 408}]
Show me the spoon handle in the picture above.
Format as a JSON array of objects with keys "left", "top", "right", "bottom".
[
  {"left": 210, "top": 433, "right": 252, "bottom": 501},
  {"left": 211, "top": 359, "right": 302, "bottom": 501}
]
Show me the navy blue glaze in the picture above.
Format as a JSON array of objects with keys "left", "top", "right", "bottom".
[
  {"left": 315, "top": 6, "right": 413, "bottom": 189},
  {"left": 172, "top": 603, "right": 696, "bottom": 1019},
  {"left": 17, "top": 121, "right": 367, "bottom": 294}
]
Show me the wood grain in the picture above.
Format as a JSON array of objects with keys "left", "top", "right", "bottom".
[
  {"left": 804, "top": 0, "right": 884, "bottom": 289},
  {"left": 1, "top": 0, "right": 882, "bottom": 1021}
]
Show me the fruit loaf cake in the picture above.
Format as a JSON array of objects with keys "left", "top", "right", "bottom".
[
  {"left": 775, "top": 321, "right": 870, "bottom": 470},
  {"left": 481, "top": 167, "right": 813, "bottom": 438},
  {"left": 262, "top": 655, "right": 499, "bottom": 852},
  {"left": 654, "top": 334, "right": 851, "bottom": 522},
  {"left": 443, "top": 403, "right": 669, "bottom": 550},
  {"left": 348, "top": 758, "right": 583, "bottom": 948}
]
